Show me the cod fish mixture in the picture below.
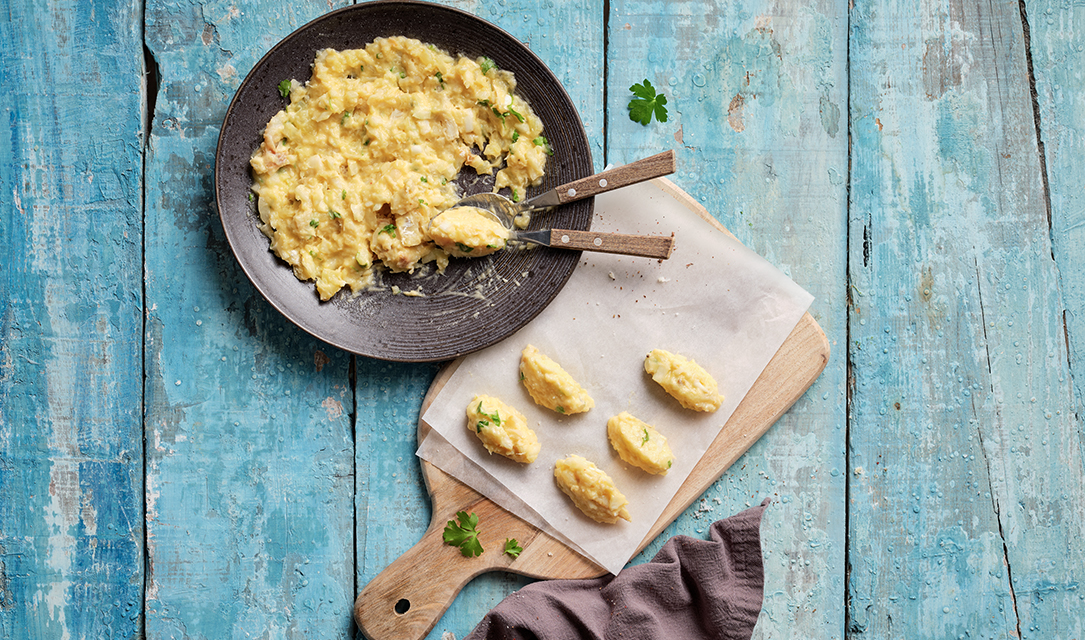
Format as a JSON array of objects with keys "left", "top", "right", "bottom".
[{"left": 250, "top": 36, "right": 550, "bottom": 300}]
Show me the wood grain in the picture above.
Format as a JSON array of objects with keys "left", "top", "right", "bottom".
[
  {"left": 143, "top": 0, "right": 355, "bottom": 637},
  {"left": 0, "top": 0, "right": 145, "bottom": 637},
  {"left": 545, "top": 228, "right": 675, "bottom": 257},
  {"left": 553, "top": 149, "right": 677, "bottom": 202},
  {"left": 847, "top": 0, "right": 1085, "bottom": 637},
  {"left": 607, "top": 2, "right": 850, "bottom": 638}
]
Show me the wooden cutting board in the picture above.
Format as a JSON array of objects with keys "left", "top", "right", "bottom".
[{"left": 353, "top": 186, "right": 830, "bottom": 640}]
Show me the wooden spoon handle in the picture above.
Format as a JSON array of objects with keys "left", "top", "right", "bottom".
[
  {"left": 554, "top": 150, "right": 676, "bottom": 204},
  {"left": 549, "top": 229, "right": 675, "bottom": 259}
]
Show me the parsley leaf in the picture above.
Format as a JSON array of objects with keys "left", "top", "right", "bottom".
[
  {"left": 444, "top": 511, "right": 484, "bottom": 557},
  {"left": 627, "top": 79, "right": 669, "bottom": 126},
  {"left": 309, "top": 219, "right": 319, "bottom": 228},
  {"left": 379, "top": 223, "right": 396, "bottom": 237},
  {"left": 329, "top": 210, "right": 342, "bottom": 219},
  {"left": 480, "top": 57, "right": 496, "bottom": 75},
  {"left": 642, "top": 428, "right": 650, "bottom": 445},
  {"left": 277, "top": 79, "right": 291, "bottom": 98},
  {"left": 503, "top": 538, "right": 523, "bottom": 558},
  {"left": 456, "top": 242, "right": 474, "bottom": 253}
]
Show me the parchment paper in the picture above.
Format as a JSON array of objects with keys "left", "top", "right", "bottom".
[{"left": 417, "top": 178, "right": 812, "bottom": 574}]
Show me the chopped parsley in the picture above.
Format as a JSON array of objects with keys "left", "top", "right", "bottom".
[
  {"left": 533, "top": 136, "right": 554, "bottom": 156},
  {"left": 329, "top": 210, "right": 342, "bottom": 219},
  {"left": 309, "top": 219, "right": 319, "bottom": 228},
  {"left": 480, "top": 57, "right": 496, "bottom": 74},
  {"left": 476, "top": 402, "right": 501, "bottom": 425},
  {"left": 341, "top": 190, "right": 347, "bottom": 200},
  {"left": 420, "top": 176, "right": 428, "bottom": 183},
  {"left": 456, "top": 242, "right": 474, "bottom": 253},
  {"left": 379, "top": 224, "right": 396, "bottom": 237},
  {"left": 341, "top": 111, "right": 351, "bottom": 124},
  {"left": 555, "top": 406, "right": 565, "bottom": 414},
  {"left": 628, "top": 79, "right": 669, "bottom": 125},
  {"left": 277, "top": 79, "right": 291, "bottom": 98},
  {"left": 642, "top": 428, "right": 650, "bottom": 445}
]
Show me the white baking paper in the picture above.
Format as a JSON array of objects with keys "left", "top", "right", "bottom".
[{"left": 417, "top": 178, "right": 813, "bottom": 574}]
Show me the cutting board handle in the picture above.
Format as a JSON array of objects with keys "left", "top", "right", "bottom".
[{"left": 355, "top": 498, "right": 517, "bottom": 640}]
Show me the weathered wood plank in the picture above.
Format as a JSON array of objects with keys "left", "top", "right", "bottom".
[
  {"left": 143, "top": 1, "right": 355, "bottom": 637},
  {"left": 351, "top": 2, "right": 605, "bottom": 638},
  {"left": 847, "top": 0, "right": 1085, "bottom": 637},
  {"left": 607, "top": 1, "right": 849, "bottom": 637},
  {"left": 0, "top": 0, "right": 145, "bottom": 637},
  {"left": 1027, "top": 0, "right": 1085, "bottom": 437}
]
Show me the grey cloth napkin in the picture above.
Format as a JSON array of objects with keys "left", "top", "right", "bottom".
[{"left": 465, "top": 499, "right": 770, "bottom": 640}]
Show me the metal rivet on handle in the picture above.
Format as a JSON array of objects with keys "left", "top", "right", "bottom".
[
  {"left": 567, "top": 188, "right": 576, "bottom": 198},
  {"left": 593, "top": 237, "right": 602, "bottom": 246},
  {"left": 561, "top": 234, "right": 570, "bottom": 243},
  {"left": 599, "top": 178, "right": 607, "bottom": 187}
]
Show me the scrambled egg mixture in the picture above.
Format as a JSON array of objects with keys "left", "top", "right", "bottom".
[
  {"left": 607, "top": 412, "right": 674, "bottom": 475},
  {"left": 644, "top": 349, "right": 724, "bottom": 412},
  {"left": 427, "top": 205, "right": 510, "bottom": 257},
  {"left": 250, "top": 36, "right": 550, "bottom": 300},
  {"left": 466, "top": 394, "right": 540, "bottom": 464},
  {"left": 519, "top": 344, "right": 594, "bottom": 414},
  {"left": 554, "top": 455, "right": 631, "bottom": 524}
]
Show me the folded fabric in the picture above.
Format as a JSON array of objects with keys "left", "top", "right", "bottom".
[{"left": 465, "top": 499, "right": 770, "bottom": 640}]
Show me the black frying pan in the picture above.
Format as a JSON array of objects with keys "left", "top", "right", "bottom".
[{"left": 215, "top": 0, "right": 593, "bottom": 362}]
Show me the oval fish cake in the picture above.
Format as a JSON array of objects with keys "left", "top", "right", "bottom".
[
  {"left": 553, "top": 455, "right": 631, "bottom": 524},
  {"left": 519, "top": 345, "right": 594, "bottom": 415},
  {"left": 643, "top": 348, "right": 724, "bottom": 412},
  {"left": 607, "top": 412, "right": 674, "bottom": 475},
  {"left": 466, "top": 394, "right": 540, "bottom": 464}
]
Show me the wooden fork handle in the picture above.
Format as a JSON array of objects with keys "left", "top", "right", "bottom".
[
  {"left": 549, "top": 229, "right": 675, "bottom": 259},
  {"left": 554, "top": 150, "right": 676, "bottom": 204}
]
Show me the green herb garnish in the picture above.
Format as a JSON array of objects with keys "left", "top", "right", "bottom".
[
  {"left": 456, "top": 242, "right": 474, "bottom": 253},
  {"left": 444, "top": 512, "right": 483, "bottom": 557},
  {"left": 628, "top": 79, "right": 669, "bottom": 125},
  {"left": 533, "top": 136, "right": 554, "bottom": 156},
  {"left": 380, "top": 224, "right": 396, "bottom": 237},
  {"left": 503, "top": 538, "right": 523, "bottom": 558},
  {"left": 277, "top": 79, "right": 291, "bottom": 98},
  {"left": 642, "top": 428, "right": 650, "bottom": 445},
  {"left": 309, "top": 219, "right": 319, "bottom": 228},
  {"left": 480, "top": 57, "right": 496, "bottom": 74}
]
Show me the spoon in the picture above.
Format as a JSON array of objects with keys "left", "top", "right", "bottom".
[{"left": 433, "top": 150, "right": 678, "bottom": 259}]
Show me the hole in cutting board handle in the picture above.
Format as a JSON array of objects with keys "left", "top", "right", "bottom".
[{"left": 395, "top": 599, "right": 411, "bottom": 615}]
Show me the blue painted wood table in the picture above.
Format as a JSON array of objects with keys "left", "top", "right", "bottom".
[{"left": 3, "top": 0, "right": 1084, "bottom": 638}]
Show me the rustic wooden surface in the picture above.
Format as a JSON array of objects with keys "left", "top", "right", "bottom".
[{"left": 2, "top": 0, "right": 1084, "bottom": 639}]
